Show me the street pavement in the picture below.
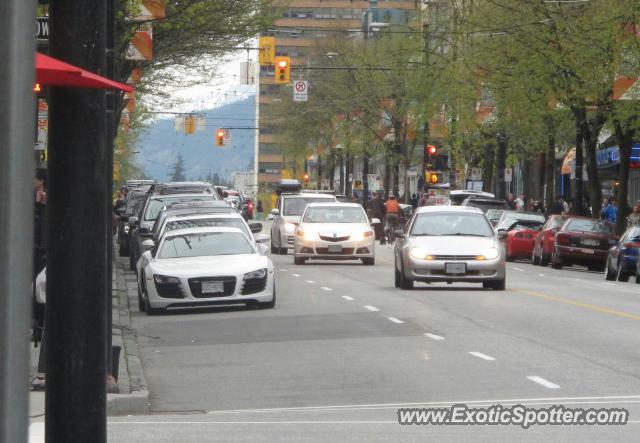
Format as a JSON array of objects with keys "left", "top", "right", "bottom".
[{"left": 106, "top": 224, "right": 640, "bottom": 441}]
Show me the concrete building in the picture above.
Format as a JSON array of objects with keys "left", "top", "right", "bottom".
[{"left": 257, "top": 0, "right": 418, "bottom": 190}]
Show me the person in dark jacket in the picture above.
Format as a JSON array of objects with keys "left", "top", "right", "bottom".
[{"left": 368, "top": 192, "right": 387, "bottom": 244}]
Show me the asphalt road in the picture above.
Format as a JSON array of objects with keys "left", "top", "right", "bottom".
[{"left": 109, "top": 226, "right": 640, "bottom": 441}]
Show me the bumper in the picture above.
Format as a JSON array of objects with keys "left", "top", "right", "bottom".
[
  {"left": 146, "top": 274, "right": 275, "bottom": 310},
  {"left": 280, "top": 231, "right": 296, "bottom": 249},
  {"left": 508, "top": 240, "right": 534, "bottom": 257},
  {"left": 294, "top": 237, "right": 375, "bottom": 260},
  {"left": 403, "top": 256, "right": 505, "bottom": 282},
  {"left": 555, "top": 246, "right": 607, "bottom": 263}
]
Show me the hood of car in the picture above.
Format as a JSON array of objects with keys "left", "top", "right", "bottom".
[
  {"left": 407, "top": 235, "right": 498, "bottom": 255},
  {"left": 149, "top": 254, "right": 269, "bottom": 277},
  {"left": 300, "top": 222, "right": 371, "bottom": 235}
]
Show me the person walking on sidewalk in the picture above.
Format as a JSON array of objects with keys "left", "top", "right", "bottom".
[
  {"left": 256, "top": 200, "right": 264, "bottom": 220},
  {"left": 368, "top": 192, "right": 386, "bottom": 245}
]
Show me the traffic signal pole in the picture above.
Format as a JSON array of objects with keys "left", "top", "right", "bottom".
[
  {"left": 47, "top": 0, "right": 109, "bottom": 441},
  {"left": 0, "top": 2, "right": 36, "bottom": 442}
]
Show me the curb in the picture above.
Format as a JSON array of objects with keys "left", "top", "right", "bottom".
[{"left": 106, "top": 250, "right": 150, "bottom": 416}]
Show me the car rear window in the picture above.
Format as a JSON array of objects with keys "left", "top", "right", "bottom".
[
  {"left": 283, "top": 197, "right": 336, "bottom": 216},
  {"left": 566, "top": 219, "right": 613, "bottom": 233}
]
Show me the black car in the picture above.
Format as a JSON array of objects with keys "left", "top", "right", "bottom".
[{"left": 116, "top": 189, "right": 148, "bottom": 256}]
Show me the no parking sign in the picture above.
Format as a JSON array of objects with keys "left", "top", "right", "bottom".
[{"left": 293, "top": 81, "right": 308, "bottom": 102}]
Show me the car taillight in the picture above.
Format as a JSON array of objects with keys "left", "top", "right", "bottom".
[
  {"left": 515, "top": 232, "right": 523, "bottom": 238},
  {"left": 623, "top": 242, "right": 640, "bottom": 248},
  {"left": 556, "top": 234, "right": 570, "bottom": 245},
  {"left": 249, "top": 204, "right": 253, "bottom": 209}
]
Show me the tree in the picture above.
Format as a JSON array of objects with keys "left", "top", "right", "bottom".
[{"left": 170, "top": 152, "right": 186, "bottom": 181}]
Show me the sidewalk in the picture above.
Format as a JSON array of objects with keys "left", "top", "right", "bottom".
[{"left": 29, "top": 243, "right": 150, "bottom": 425}]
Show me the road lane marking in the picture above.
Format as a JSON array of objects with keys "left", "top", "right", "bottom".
[
  {"left": 468, "top": 352, "right": 496, "bottom": 361},
  {"left": 364, "top": 305, "right": 379, "bottom": 312},
  {"left": 342, "top": 296, "right": 354, "bottom": 301},
  {"left": 292, "top": 273, "right": 301, "bottom": 277},
  {"left": 280, "top": 269, "right": 288, "bottom": 272},
  {"left": 513, "top": 267, "right": 524, "bottom": 272},
  {"left": 320, "top": 286, "right": 332, "bottom": 291},
  {"left": 538, "top": 273, "right": 545, "bottom": 277},
  {"left": 425, "top": 333, "right": 445, "bottom": 341},
  {"left": 514, "top": 288, "right": 640, "bottom": 322},
  {"left": 527, "top": 376, "right": 560, "bottom": 389},
  {"left": 602, "top": 282, "right": 616, "bottom": 286},
  {"left": 305, "top": 280, "right": 316, "bottom": 284},
  {"left": 388, "top": 317, "right": 404, "bottom": 324}
]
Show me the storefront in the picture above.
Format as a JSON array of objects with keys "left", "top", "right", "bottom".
[{"left": 596, "top": 143, "right": 640, "bottom": 202}]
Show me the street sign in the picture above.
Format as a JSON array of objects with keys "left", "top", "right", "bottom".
[
  {"left": 470, "top": 167, "right": 482, "bottom": 181},
  {"left": 504, "top": 168, "right": 513, "bottom": 182},
  {"left": 293, "top": 81, "right": 308, "bottom": 102},
  {"left": 223, "top": 128, "right": 231, "bottom": 141},
  {"left": 36, "top": 17, "right": 49, "bottom": 40}
]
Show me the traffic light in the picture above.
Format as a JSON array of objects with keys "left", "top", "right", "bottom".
[
  {"left": 426, "top": 144, "right": 437, "bottom": 156},
  {"left": 425, "top": 171, "right": 442, "bottom": 185},
  {"left": 274, "top": 56, "right": 290, "bottom": 84},
  {"left": 303, "top": 172, "right": 310, "bottom": 183},
  {"left": 216, "top": 129, "right": 225, "bottom": 146}
]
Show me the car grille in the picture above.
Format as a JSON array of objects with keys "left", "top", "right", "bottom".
[
  {"left": 287, "top": 236, "right": 295, "bottom": 245},
  {"left": 188, "top": 277, "right": 236, "bottom": 298},
  {"left": 315, "top": 247, "right": 355, "bottom": 255},
  {"left": 319, "top": 234, "right": 351, "bottom": 242},
  {"left": 242, "top": 276, "right": 268, "bottom": 295},
  {"left": 154, "top": 282, "right": 185, "bottom": 299},
  {"left": 431, "top": 255, "right": 480, "bottom": 260}
]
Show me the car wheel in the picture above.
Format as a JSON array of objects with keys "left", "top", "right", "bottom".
[
  {"left": 259, "top": 285, "right": 276, "bottom": 309},
  {"left": 294, "top": 256, "right": 306, "bottom": 265},
  {"left": 604, "top": 257, "right": 617, "bottom": 281},
  {"left": 540, "top": 253, "right": 550, "bottom": 266},
  {"left": 137, "top": 284, "right": 146, "bottom": 312},
  {"left": 617, "top": 261, "right": 630, "bottom": 282},
  {"left": 142, "top": 280, "right": 161, "bottom": 315},
  {"left": 635, "top": 270, "right": 640, "bottom": 284},
  {"left": 362, "top": 257, "right": 375, "bottom": 266},
  {"left": 399, "top": 261, "right": 414, "bottom": 290},
  {"left": 394, "top": 266, "right": 401, "bottom": 288},
  {"left": 551, "top": 251, "right": 562, "bottom": 269},
  {"left": 483, "top": 278, "right": 506, "bottom": 290},
  {"left": 532, "top": 248, "right": 540, "bottom": 266},
  {"left": 270, "top": 242, "right": 278, "bottom": 254}
]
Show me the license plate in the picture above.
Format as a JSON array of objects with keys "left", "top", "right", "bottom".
[
  {"left": 582, "top": 239, "right": 599, "bottom": 247},
  {"left": 580, "top": 248, "right": 595, "bottom": 254},
  {"left": 328, "top": 244, "right": 342, "bottom": 253},
  {"left": 445, "top": 263, "right": 466, "bottom": 274},
  {"left": 201, "top": 281, "right": 224, "bottom": 294}
]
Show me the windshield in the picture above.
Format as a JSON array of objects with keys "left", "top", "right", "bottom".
[
  {"left": 566, "top": 219, "right": 613, "bottom": 234},
  {"left": 158, "top": 232, "right": 254, "bottom": 258},
  {"left": 283, "top": 197, "right": 335, "bottom": 216},
  {"left": 165, "top": 218, "right": 249, "bottom": 237},
  {"left": 144, "top": 196, "right": 212, "bottom": 221},
  {"left": 302, "top": 206, "right": 368, "bottom": 223},
  {"left": 411, "top": 212, "right": 495, "bottom": 237},
  {"left": 500, "top": 211, "right": 545, "bottom": 223}
]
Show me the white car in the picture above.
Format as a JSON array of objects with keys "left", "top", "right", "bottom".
[
  {"left": 270, "top": 193, "right": 337, "bottom": 254},
  {"left": 138, "top": 227, "right": 275, "bottom": 314},
  {"left": 293, "top": 203, "right": 376, "bottom": 265}
]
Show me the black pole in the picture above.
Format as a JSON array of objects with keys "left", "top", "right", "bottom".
[
  {"left": 47, "top": 0, "right": 108, "bottom": 441},
  {"left": 574, "top": 116, "right": 585, "bottom": 216},
  {"left": 106, "top": 0, "right": 115, "bottom": 381},
  {"left": 496, "top": 133, "right": 508, "bottom": 200}
]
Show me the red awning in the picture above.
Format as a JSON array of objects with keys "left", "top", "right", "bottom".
[{"left": 36, "top": 53, "right": 133, "bottom": 93}]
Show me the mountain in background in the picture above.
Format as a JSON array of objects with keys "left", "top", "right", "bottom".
[{"left": 138, "top": 96, "right": 256, "bottom": 182}]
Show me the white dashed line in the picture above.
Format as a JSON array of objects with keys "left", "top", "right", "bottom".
[
  {"left": 513, "top": 267, "right": 524, "bottom": 272},
  {"left": 342, "top": 296, "right": 354, "bottom": 301},
  {"left": 388, "top": 317, "right": 404, "bottom": 324},
  {"left": 425, "top": 333, "right": 445, "bottom": 341},
  {"left": 527, "top": 376, "right": 560, "bottom": 389},
  {"left": 538, "top": 273, "right": 545, "bottom": 277},
  {"left": 468, "top": 352, "right": 496, "bottom": 361},
  {"left": 320, "top": 286, "right": 332, "bottom": 292},
  {"left": 602, "top": 282, "right": 616, "bottom": 286},
  {"left": 364, "top": 305, "right": 379, "bottom": 312},
  {"left": 305, "top": 280, "right": 316, "bottom": 284},
  {"left": 280, "top": 269, "right": 288, "bottom": 272},
  {"left": 292, "top": 273, "right": 301, "bottom": 277}
]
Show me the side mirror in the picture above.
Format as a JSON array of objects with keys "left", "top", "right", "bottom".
[
  {"left": 249, "top": 222, "right": 263, "bottom": 233},
  {"left": 394, "top": 229, "right": 405, "bottom": 239},
  {"left": 257, "top": 243, "right": 269, "bottom": 255},
  {"left": 270, "top": 208, "right": 280, "bottom": 216},
  {"left": 254, "top": 233, "right": 270, "bottom": 244},
  {"left": 497, "top": 229, "right": 508, "bottom": 240},
  {"left": 139, "top": 226, "right": 151, "bottom": 234},
  {"left": 141, "top": 239, "right": 155, "bottom": 250},
  {"left": 128, "top": 216, "right": 139, "bottom": 226},
  {"left": 371, "top": 218, "right": 381, "bottom": 225}
]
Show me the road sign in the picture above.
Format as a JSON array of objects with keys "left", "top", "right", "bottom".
[
  {"left": 223, "top": 128, "right": 231, "bottom": 141},
  {"left": 470, "top": 167, "right": 482, "bottom": 181},
  {"left": 504, "top": 168, "right": 513, "bottom": 182},
  {"left": 293, "top": 81, "right": 308, "bottom": 102}
]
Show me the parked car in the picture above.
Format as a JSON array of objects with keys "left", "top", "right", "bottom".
[
  {"left": 550, "top": 217, "right": 618, "bottom": 271},
  {"left": 394, "top": 206, "right": 506, "bottom": 290},
  {"left": 495, "top": 210, "right": 545, "bottom": 228},
  {"left": 137, "top": 227, "right": 275, "bottom": 314},
  {"left": 532, "top": 215, "right": 570, "bottom": 266},
  {"left": 293, "top": 203, "right": 376, "bottom": 265},
  {"left": 604, "top": 226, "right": 640, "bottom": 282},
  {"left": 116, "top": 189, "right": 148, "bottom": 256},
  {"left": 497, "top": 219, "right": 544, "bottom": 261},
  {"left": 461, "top": 197, "right": 510, "bottom": 214},
  {"left": 486, "top": 209, "right": 506, "bottom": 227},
  {"left": 270, "top": 193, "right": 337, "bottom": 254},
  {"left": 449, "top": 190, "right": 495, "bottom": 206}
]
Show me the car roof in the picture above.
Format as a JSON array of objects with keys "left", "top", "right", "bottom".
[
  {"left": 450, "top": 190, "right": 495, "bottom": 197},
  {"left": 163, "top": 226, "right": 248, "bottom": 238},
  {"left": 165, "top": 212, "right": 243, "bottom": 222},
  {"left": 415, "top": 206, "right": 483, "bottom": 214},
  {"left": 306, "top": 202, "right": 362, "bottom": 208}
]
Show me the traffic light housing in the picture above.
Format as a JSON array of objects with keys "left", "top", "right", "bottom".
[
  {"left": 274, "top": 56, "right": 290, "bottom": 84},
  {"left": 303, "top": 172, "right": 310, "bottom": 182},
  {"left": 425, "top": 171, "right": 442, "bottom": 185},
  {"left": 426, "top": 144, "right": 437, "bottom": 156},
  {"left": 216, "top": 129, "right": 225, "bottom": 146}
]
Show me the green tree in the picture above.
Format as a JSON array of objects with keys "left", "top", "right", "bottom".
[{"left": 170, "top": 152, "right": 186, "bottom": 181}]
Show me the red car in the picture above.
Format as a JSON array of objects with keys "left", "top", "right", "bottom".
[
  {"left": 532, "top": 215, "right": 569, "bottom": 266},
  {"left": 501, "top": 220, "right": 544, "bottom": 261},
  {"left": 550, "top": 217, "right": 618, "bottom": 271}
]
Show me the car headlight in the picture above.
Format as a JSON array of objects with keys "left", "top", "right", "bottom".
[
  {"left": 480, "top": 247, "right": 500, "bottom": 260},
  {"left": 153, "top": 275, "right": 180, "bottom": 284},
  {"left": 351, "top": 230, "right": 374, "bottom": 241},
  {"left": 244, "top": 268, "right": 267, "bottom": 280},
  {"left": 410, "top": 247, "right": 430, "bottom": 259},
  {"left": 284, "top": 222, "right": 297, "bottom": 232}
]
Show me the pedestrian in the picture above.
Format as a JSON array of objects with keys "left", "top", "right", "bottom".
[
  {"left": 368, "top": 191, "right": 386, "bottom": 244},
  {"left": 552, "top": 196, "right": 565, "bottom": 215},
  {"left": 601, "top": 198, "right": 617, "bottom": 224},
  {"left": 627, "top": 201, "right": 640, "bottom": 228},
  {"left": 418, "top": 193, "right": 427, "bottom": 207},
  {"left": 410, "top": 193, "right": 418, "bottom": 208},
  {"left": 506, "top": 193, "right": 516, "bottom": 210},
  {"left": 514, "top": 193, "right": 525, "bottom": 211},
  {"left": 256, "top": 200, "right": 264, "bottom": 220}
]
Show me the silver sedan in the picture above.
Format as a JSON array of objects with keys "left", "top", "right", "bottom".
[{"left": 394, "top": 206, "right": 506, "bottom": 290}]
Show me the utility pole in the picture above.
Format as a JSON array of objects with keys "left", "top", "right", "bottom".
[
  {"left": 496, "top": 132, "right": 508, "bottom": 200},
  {"left": 47, "top": 0, "right": 109, "bottom": 441},
  {"left": 0, "top": 2, "right": 36, "bottom": 442},
  {"left": 574, "top": 115, "right": 585, "bottom": 216}
]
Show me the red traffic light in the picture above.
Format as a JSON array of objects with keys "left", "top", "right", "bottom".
[
  {"left": 303, "top": 173, "right": 310, "bottom": 182},
  {"left": 427, "top": 144, "right": 437, "bottom": 155},
  {"left": 216, "top": 129, "right": 225, "bottom": 146}
]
